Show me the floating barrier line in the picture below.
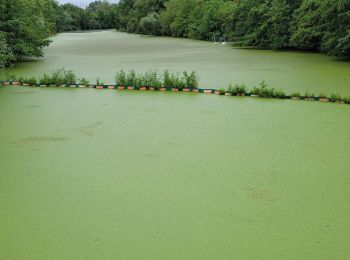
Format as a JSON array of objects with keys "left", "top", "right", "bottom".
[{"left": 0, "top": 81, "right": 349, "bottom": 105}]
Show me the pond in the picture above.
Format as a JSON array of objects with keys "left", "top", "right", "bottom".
[
  {"left": 1, "top": 30, "right": 350, "bottom": 259},
  {"left": 7, "top": 30, "right": 350, "bottom": 96},
  {"left": 0, "top": 86, "right": 349, "bottom": 259}
]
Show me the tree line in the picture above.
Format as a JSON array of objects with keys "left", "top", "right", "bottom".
[
  {"left": 0, "top": 0, "right": 118, "bottom": 69},
  {"left": 1, "top": 0, "right": 349, "bottom": 69},
  {"left": 116, "top": 0, "right": 350, "bottom": 57}
]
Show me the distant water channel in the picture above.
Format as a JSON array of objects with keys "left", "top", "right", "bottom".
[{"left": 7, "top": 30, "right": 350, "bottom": 96}]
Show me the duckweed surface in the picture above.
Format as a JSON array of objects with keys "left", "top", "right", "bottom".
[{"left": 0, "top": 86, "right": 350, "bottom": 259}]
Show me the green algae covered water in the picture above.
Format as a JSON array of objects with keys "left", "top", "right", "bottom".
[
  {"left": 0, "top": 86, "right": 350, "bottom": 259},
  {"left": 7, "top": 30, "right": 350, "bottom": 96},
  {"left": 2, "top": 31, "right": 350, "bottom": 259}
]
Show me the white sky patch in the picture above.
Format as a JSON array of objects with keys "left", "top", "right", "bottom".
[{"left": 57, "top": 0, "right": 118, "bottom": 7}]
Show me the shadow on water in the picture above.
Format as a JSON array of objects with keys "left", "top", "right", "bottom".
[
  {"left": 17, "top": 58, "right": 43, "bottom": 63},
  {"left": 10, "top": 136, "right": 68, "bottom": 146},
  {"left": 73, "top": 121, "right": 103, "bottom": 137},
  {"left": 332, "top": 56, "right": 350, "bottom": 63},
  {"left": 230, "top": 45, "right": 350, "bottom": 62}
]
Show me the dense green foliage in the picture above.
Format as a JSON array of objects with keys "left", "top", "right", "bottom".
[
  {"left": 115, "top": 69, "right": 199, "bottom": 89},
  {"left": 0, "top": 0, "right": 53, "bottom": 67},
  {"left": 56, "top": 1, "right": 118, "bottom": 32},
  {"left": 0, "top": 0, "right": 349, "bottom": 70},
  {"left": 0, "top": 0, "right": 118, "bottom": 68},
  {"left": 115, "top": 0, "right": 350, "bottom": 56}
]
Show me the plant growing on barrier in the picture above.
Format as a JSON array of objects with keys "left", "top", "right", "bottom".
[
  {"left": 143, "top": 71, "right": 151, "bottom": 87},
  {"left": 134, "top": 74, "right": 143, "bottom": 89},
  {"left": 115, "top": 70, "right": 126, "bottom": 86},
  {"left": 218, "top": 88, "right": 225, "bottom": 95},
  {"left": 231, "top": 84, "right": 239, "bottom": 95},
  {"left": 37, "top": 69, "right": 76, "bottom": 85},
  {"left": 274, "top": 89, "right": 286, "bottom": 99},
  {"left": 175, "top": 74, "right": 186, "bottom": 90},
  {"left": 251, "top": 86, "right": 259, "bottom": 96},
  {"left": 39, "top": 73, "right": 53, "bottom": 85},
  {"left": 79, "top": 78, "right": 89, "bottom": 85},
  {"left": 163, "top": 70, "right": 172, "bottom": 88},
  {"left": 252, "top": 81, "right": 275, "bottom": 98},
  {"left": 112, "top": 70, "right": 199, "bottom": 90},
  {"left": 330, "top": 93, "right": 342, "bottom": 102},
  {"left": 145, "top": 70, "right": 160, "bottom": 88},
  {"left": 227, "top": 83, "right": 233, "bottom": 94},
  {"left": 0, "top": 72, "right": 16, "bottom": 82},
  {"left": 170, "top": 73, "right": 180, "bottom": 89},
  {"left": 291, "top": 92, "right": 301, "bottom": 99},
  {"left": 126, "top": 70, "right": 137, "bottom": 87},
  {"left": 239, "top": 84, "right": 247, "bottom": 95},
  {"left": 252, "top": 81, "right": 267, "bottom": 96},
  {"left": 63, "top": 70, "right": 76, "bottom": 84},
  {"left": 166, "top": 72, "right": 182, "bottom": 90},
  {"left": 96, "top": 78, "right": 104, "bottom": 86},
  {"left": 149, "top": 71, "right": 162, "bottom": 90},
  {"left": 183, "top": 71, "right": 198, "bottom": 89},
  {"left": 231, "top": 84, "right": 246, "bottom": 95},
  {"left": 304, "top": 91, "right": 315, "bottom": 100},
  {"left": 22, "top": 76, "right": 37, "bottom": 85},
  {"left": 51, "top": 69, "right": 65, "bottom": 85}
]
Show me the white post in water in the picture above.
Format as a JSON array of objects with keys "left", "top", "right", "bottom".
[
  {"left": 222, "top": 36, "right": 227, "bottom": 45},
  {"left": 213, "top": 34, "right": 218, "bottom": 45}
]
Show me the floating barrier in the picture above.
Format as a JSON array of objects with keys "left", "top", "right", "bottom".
[
  {"left": 1, "top": 80, "right": 349, "bottom": 106},
  {"left": 203, "top": 89, "right": 213, "bottom": 94},
  {"left": 320, "top": 98, "right": 329, "bottom": 102}
]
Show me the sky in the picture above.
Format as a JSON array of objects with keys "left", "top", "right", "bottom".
[{"left": 57, "top": 0, "right": 118, "bottom": 7}]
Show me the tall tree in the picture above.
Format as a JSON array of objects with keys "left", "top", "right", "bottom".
[{"left": 0, "top": 0, "right": 51, "bottom": 63}]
